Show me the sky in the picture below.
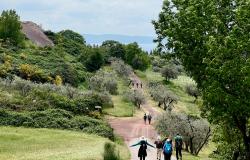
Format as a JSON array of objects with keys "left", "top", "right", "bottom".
[{"left": 0, "top": 0, "right": 163, "bottom": 36}]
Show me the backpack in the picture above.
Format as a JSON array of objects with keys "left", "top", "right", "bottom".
[
  {"left": 155, "top": 140, "right": 163, "bottom": 148},
  {"left": 140, "top": 140, "right": 147, "bottom": 150},
  {"left": 163, "top": 142, "right": 172, "bottom": 154},
  {"left": 175, "top": 136, "right": 183, "bottom": 148}
]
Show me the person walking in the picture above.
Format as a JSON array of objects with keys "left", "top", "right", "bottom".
[
  {"left": 143, "top": 113, "right": 147, "bottom": 124},
  {"left": 154, "top": 136, "right": 163, "bottom": 160},
  {"left": 148, "top": 113, "right": 152, "bottom": 125},
  {"left": 130, "top": 136, "right": 155, "bottom": 160},
  {"left": 136, "top": 82, "right": 139, "bottom": 88},
  {"left": 175, "top": 133, "right": 183, "bottom": 160},
  {"left": 163, "top": 137, "right": 173, "bottom": 160}
]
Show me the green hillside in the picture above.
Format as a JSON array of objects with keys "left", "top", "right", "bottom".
[{"left": 0, "top": 127, "right": 129, "bottom": 160}]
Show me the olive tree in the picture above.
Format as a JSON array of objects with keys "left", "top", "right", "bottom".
[
  {"left": 156, "top": 112, "right": 211, "bottom": 155},
  {"left": 149, "top": 83, "right": 178, "bottom": 111}
]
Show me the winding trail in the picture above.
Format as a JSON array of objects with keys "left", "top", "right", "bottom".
[{"left": 108, "top": 73, "right": 176, "bottom": 160}]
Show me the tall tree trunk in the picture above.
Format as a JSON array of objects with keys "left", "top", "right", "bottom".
[
  {"left": 195, "top": 127, "right": 211, "bottom": 155},
  {"left": 189, "top": 137, "right": 194, "bottom": 154}
]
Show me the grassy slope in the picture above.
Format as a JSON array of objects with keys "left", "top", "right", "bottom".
[
  {"left": 136, "top": 68, "right": 214, "bottom": 159},
  {"left": 102, "top": 66, "right": 134, "bottom": 117},
  {"left": 0, "top": 127, "right": 130, "bottom": 160}
]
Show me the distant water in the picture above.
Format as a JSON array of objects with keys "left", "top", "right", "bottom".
[{"left": 83, "top": 34, "right": 156, "bottom": 52}]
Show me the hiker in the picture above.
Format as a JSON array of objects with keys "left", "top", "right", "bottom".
[
  {"left": 132, "top": 82, "right": 134, "bottom": 87},
  {"left": 130, "top": 136, "right": 155, "bottom": 160},
  {"left": 154, "top": 136, "right": 163, "bottom": 160},
  {"left": 175, "top": 133, "right": 183, "bottom": 160},
  {"left": 141, "top": 83, "right": 143, "bottom": 88},
  {"left": 143, "top": 113, "right": 147, "bottom": 124},
  {"left": 148, "top": 113, "right": 152, "bottom": 125},
  {"left": 163, "top": 137, "right": 173, "bottom": 160}
]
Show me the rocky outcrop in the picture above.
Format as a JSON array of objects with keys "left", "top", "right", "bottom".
[{"left": 21, "top": 21, "right": 54, "bottom": 47}]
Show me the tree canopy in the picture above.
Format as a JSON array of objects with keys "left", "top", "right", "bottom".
[
  {"left": 153, "top": 0, "right": 250, "bottom": 158},
  {"left": 0, "top": 10, "right": 24, "bottom": 47}
]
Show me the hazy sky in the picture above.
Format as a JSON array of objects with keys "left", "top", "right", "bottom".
[{"left": 0, "top": 0, "right": 163, "bottom": 36}]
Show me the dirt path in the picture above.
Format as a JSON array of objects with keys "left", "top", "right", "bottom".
[{"left": 108, "top": 73, "right": 176, "bottom": 160}]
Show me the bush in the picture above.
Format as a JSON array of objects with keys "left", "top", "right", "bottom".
[
  {"left": 161, "top": 65, "right": 178, "bottom": 81},
  {"left": 0, "top": 109, "right": 114, "bottom": 139},
  {"left": 103, "top": 142, "right": 121, "bottom": 160},
  {"left": 18, "top": 64, "right": 48, "bottom": 83}
]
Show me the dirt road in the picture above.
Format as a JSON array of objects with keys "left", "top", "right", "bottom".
[{"left": 108, "top": 74, "right": 176, "bottom": 160}]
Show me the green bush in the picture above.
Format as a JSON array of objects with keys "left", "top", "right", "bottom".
[
  {"left": 0, "top": 109, "right": 114, "bottom": 139},
  {"left": 103, "top": 142, "right": 121, "bottom": 160}
]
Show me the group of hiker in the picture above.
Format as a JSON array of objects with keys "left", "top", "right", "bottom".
[
  {"left": 143, "top": 113, "right": 152, "bottom": 125},
  {"left": 130, "top": 134, "right": 183, "bottom": 160},
  {"left": 130, "top": 80, "right": 143, "bottom": 88}
]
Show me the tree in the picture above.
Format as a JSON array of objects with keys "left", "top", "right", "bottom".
[
  {"left": 149, "top": 84, "right": 178, "bottom": 111},
  {"left": 102, "top": 40, "right": 126, "bottom": 60},
  {"left": 59, "top": 30, "right": 85, "bottom": 45},
  {"left": 85, "top": 49, "right": 104, "bottom": 72},
  {"left": 185, "top": 84, "right": 200, "bottom": 102},
  {"left": 156, "top": 112, "right": 211, "bottom": 156},
  {"left": 124, "top": 90, "right": 145, "bottom": 108},
  {"left": 0, "top": 10, "right": 25, "bottom": 47},
  {"left": 153, "top": 0, "right": 250, "bottom": 158},
  {"left": 131, "top": 53, "right": 150, "bottom": 71},
  {"left": 161, "top": 65, "right": 178, "bottom": 81}
]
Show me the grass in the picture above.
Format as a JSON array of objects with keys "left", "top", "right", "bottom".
[
  {"left": 0, "top": 126, "right": 130, "bottom": 160},
  {"left": 103, "top": 95, "right": 134, "bottom": 117},
  {"left": 103, "top": 66, "right": 134, "bottom": 117}
]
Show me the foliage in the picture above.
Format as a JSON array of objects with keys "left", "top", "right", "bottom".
[
  {"left": 161, "top": 65, "right": 178, "bottom": 81},
  {"left": 156, "top": 112, "right": 211, "bottom": 156},
  {"left": 18, "top": 64, "right": 48, "bottom": 83},
  {"left": 123, "top": 90, "right": 145, "bottom": 108},
  {"left": 59, "top": 30, "right": 85, "bottom": 45},
  {"left": 131, "top": 53, "right": 150, "bottom": 71},
  {"left": 111, "top": 59, "right": 132, "bottom": 78},
  {"left": 0, "top": 109, "right": 114, "bottom": 139},
  {"left": 0, "top": 78, "right": 113, "bottom": 113},
  {"left": 102, "top": 40, "right": 125, "bottom": 60},
  {"left": 88, "top": 70, "right": 118, "bottom": 95},
  {"left": 103, "top": 142, "right": 121, "bottom": 160},
  {"left": 153, "top": 0, "right": 250, "bottom": 157},
  {"left": 149, "top": 83, "right": 178, "bottom": 111},
  {"left": 85, "top": 48, "right": 104, "bottom": 72},
  {"left": 0, "top": 10, "right": 25, "bottom": 47},
  {"left": 185, "top": 84, "right": 200, "bottom": 102},
  {"left": 54, "top": 75, "right": 62, "bottom": 86},
  {"left": 124, "top": 42, "right": 150, "bottom": 71}
]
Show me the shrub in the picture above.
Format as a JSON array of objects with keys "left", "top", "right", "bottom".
[
  {"left": 18, "top": 64, "right": 47, "bottom": 83},
  {"left": 0, "top": 109, "right": 114, "bottom": 139},
  {"left": 54, "top": 75, "right": 62, "bottom": 86},
  {"left": 103, "top": 142, "right": 121, "bottom": 160}
]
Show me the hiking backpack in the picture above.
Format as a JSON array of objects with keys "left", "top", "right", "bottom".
[
  {"left": 163, "top": 142, "right": 172, "bottom": 154},
  {"left": 175, "top": 136, "right": 183, "bottom": 148}
]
